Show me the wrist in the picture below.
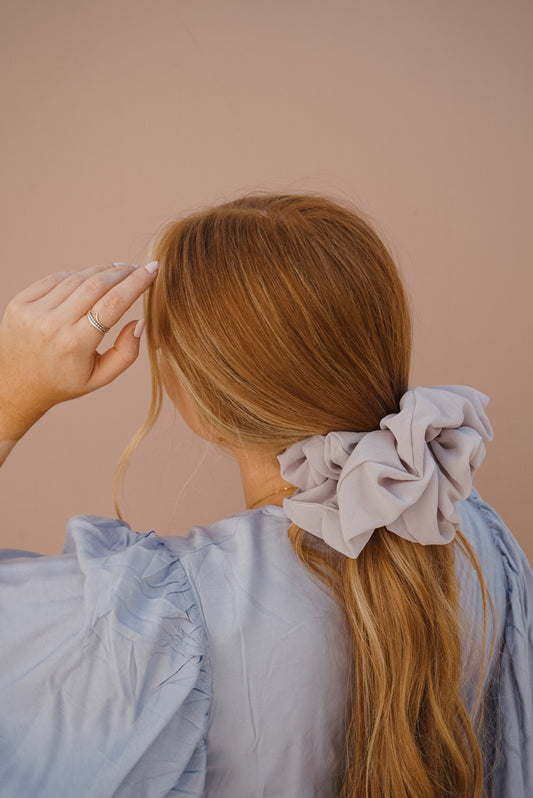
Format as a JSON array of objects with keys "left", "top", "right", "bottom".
[
  {"left": 0, "top": 405, "right": 43, "bottom": 468},
  {"left": 0, "top": 439, "right": 17, "bottom": 467},
  {"left": 0, "top": 401, "right": 49, "bottom": 468},
  {"left": 0, "top": 395, "right": 46, "bottom": 443}
]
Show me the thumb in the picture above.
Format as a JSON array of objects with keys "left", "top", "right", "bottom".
[{"left": 87, "top": 319, "right": 145, "bottom": 391}]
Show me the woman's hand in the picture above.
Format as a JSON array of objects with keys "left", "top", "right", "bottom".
[{"left": 0, "top": 261, "right": 158, "bottom": 444}]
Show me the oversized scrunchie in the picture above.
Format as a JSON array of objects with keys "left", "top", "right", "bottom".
[{"left": 277, "top": 385, "right": 494, "bottom": 558}]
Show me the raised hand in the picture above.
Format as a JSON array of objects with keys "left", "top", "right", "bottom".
[{"left": 0, "top": 261, "right": 158, "bottom": 443}]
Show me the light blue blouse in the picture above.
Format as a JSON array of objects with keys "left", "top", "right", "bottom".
[{"left": 0, "top": 487, "right": 531, "bottom": 797}]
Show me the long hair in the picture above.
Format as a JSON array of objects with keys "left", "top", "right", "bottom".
[{"left": 114, "top": 192, "right": 491, "bottom": 797}]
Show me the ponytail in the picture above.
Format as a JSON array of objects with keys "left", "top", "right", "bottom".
[{"left": 289, "top": 524, "right": 490, "bottom": 797}]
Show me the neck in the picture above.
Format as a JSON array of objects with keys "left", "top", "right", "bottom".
[{"left": 233, "top": 447, "right": 295, "bottom": 510}]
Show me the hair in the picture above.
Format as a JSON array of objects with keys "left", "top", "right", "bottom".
[{"left": 114, "top": 192, "right": 492, "bottom": 797}]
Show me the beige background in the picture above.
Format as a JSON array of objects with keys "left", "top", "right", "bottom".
[{"left": 0, "top": 0, "right": 531, "bottom": 564}]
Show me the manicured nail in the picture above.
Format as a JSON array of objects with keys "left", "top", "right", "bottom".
[
  {"left": 133, "top": 319, "right": 146, "bottom": 339},
  {"left": 145, "top": 260, "right": 159, "bottom": 274},
  {"left": 112, "top": 262, "right": 129, "bottom": 267}
]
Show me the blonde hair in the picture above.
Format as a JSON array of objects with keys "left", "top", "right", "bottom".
[{"left": 115, "top": 192, "right": 492, "bottom": 797}]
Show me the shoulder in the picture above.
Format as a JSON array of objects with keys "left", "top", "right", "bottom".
[
  {"left": 159, "top": 505, "right": 334, "bottom": 617},
  {"left": 455, "top": 487, "right": 532, "bottom": 647},
  {"left": 1, "top": 509, "right": 213, "bottom": 680},
  {"left": 457, "top": 496, "right": 533, "bottom": 793},
  {"left": 61, "top": 514, "right": 209, "bottom": 652},
  {"left": 0, "top": 505, "right": 293, "bottom": 627},
  {"left": 456, "top": 487, "right": 532, "bottom": 692},
  {"left": 456, "top": 488, "right": 532, "bottom": 599},
  {"left": 157, "top": 504, "right": 292, "bottom": 559}
]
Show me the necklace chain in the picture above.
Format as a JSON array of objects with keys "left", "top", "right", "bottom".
[{"left": 249, "top": 485, "right": 294, "bottom": 510}]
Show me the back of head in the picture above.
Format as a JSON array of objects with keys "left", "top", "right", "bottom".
[
  {"left": 130, "top": 192, "right": 487, "bottom": 798},
  {"left": 145, "top": 192, "right": 412, "bottom": 450}
]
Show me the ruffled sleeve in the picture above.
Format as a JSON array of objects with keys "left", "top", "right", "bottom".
[
  {"left": 0, "top": 515, "right": 211, "bottom": 798},
  {"left": 464, "top": 491, "right": 533, "bottom": 796}
]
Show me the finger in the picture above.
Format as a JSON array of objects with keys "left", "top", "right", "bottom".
[
  {"left": 85, "top": 320, "right": 142, "bottom": 391},
  {"left": 15, "top": 271, "right": 74, "bottom": 303},
  {"left": 37, "top": 264, "right": 122, "bottom": 309},
  {"left": 68, "top": 262, "right": 159, "bottom": 331}
]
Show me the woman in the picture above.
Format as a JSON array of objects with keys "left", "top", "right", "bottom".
[{"left": 0, "top": 193, "right": 531, "bottom": 798}]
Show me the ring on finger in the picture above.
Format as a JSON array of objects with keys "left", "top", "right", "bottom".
[{"left": 87, "top": 309, "right": 111, "bottom": 334}]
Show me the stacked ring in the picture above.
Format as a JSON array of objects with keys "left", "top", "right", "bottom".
[{"left": 87, "top": 310, "right": 110, "bottom": 334}]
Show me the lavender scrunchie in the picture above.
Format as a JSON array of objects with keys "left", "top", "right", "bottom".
[{"left": 277, "top": 385, "right": 494, "bottom": 558}]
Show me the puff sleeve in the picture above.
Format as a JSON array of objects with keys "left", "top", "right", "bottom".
[
  {"left": 0, "top": 515, "right": 211, "bottom": 798},
  {"left": 465, "top": 492, "right": 533, "bottom": 796}
]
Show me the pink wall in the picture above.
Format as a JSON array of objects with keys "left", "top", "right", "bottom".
[{"left": 1, "top": 0, "right": 531, "bottom": 565}]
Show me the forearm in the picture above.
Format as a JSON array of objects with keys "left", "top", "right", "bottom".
[{"left": 0, "top": 403, "right": 38, "bottom": 468}]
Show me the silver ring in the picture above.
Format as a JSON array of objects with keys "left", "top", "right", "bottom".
[{"left": 87, "top": 309, "right": 110, "bottom": 334}]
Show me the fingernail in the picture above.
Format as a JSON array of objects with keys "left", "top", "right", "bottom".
[
  {"left": 112, "top": 262, "right": 129, "bottom": 267},
  {"left": 145, "top": 260, "right": 159, "bottom": 274},
  {"left": 133, "top": 319, "right": 146, "bottom": 339}
]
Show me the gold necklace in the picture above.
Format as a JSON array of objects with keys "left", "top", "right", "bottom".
[{"left": 249, "top": 485, "right": 294, "bottom": 510}]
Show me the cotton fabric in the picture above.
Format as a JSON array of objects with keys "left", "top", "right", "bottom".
[{"left": 0, "top": 488, "right": 531, "bottom": 797}]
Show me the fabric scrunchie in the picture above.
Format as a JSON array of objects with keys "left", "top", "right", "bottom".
[{"left": 277, "top": 385, "right": 494, "bottom": 558}]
